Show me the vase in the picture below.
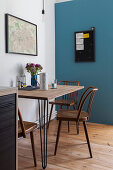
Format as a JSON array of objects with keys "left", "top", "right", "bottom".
[{"left": 31, "top": 75, "right": 37, "bottom": 87}]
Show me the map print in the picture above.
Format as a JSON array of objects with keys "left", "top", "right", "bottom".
[{"left": 8, "top": 15, "right": 37, "bottom": 55}]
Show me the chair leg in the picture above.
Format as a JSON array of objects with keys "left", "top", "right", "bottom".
[
  {"left": 54, "top": 120, "right": 62, "bottom": 156},
  {"left": 60, "top": 105, "right": 63, "bottom": 109},
  {"left": 76, "top": 121, "right": 79, "bottom": 135},
  {"left": 67, "top": 106, "right": 70, "bottom": 133},
  {"left": 68, "top": 121, "right": 70, "bottom": 133},
  {"left": 73, "top": 105, "right": 76, "bottom": 110},
  {"left": 73, "top": 105, "right": 79, "bottom": 135},
  {"left": 30, "top": 131, "right": 37, "bottom": 167},
  {"left": 83, "top": 121, "right": 92, "bottom": 158},
  {"left": 48, "top": 104, "right": 54, "bottom": 129}
]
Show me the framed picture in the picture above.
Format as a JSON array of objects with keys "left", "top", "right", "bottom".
[{"left": 5, "top": 14, "right": 37, "bottom": 56}]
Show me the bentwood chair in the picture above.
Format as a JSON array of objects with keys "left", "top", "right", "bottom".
[
  {"left": 54, "top": 86, "right": 98, "bottom": 158},
  {"left": 18, "top": 108, "right": 37, "bottom": 167},
  {"left": 49, "top": 81, "right": 80, "bottom": 133}
]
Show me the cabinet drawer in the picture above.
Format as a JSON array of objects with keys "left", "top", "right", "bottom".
[{"left": 0, "top": 94, "right": 16, "bottom": 107}]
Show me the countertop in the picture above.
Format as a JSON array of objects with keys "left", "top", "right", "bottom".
[{"left": 0, "top": 87, "right": 18, "bottom": 97}]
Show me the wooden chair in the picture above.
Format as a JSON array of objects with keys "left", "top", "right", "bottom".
[
  {"left": 18, "top": 108, "right": 37, "bottom": 167},
  {"left": 49, "top": 81, "right": 80, "bottom": 133},
  {"left": 54, "top": 86, "right": 98, "bottom": 158}
]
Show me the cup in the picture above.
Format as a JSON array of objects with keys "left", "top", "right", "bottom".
[{"left": 52, "top": 80, "right": 57, "bottom": 89}]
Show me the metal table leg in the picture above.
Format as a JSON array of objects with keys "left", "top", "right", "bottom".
[{"left": 38, "top": 99, "right": 48, "bottom": 169}]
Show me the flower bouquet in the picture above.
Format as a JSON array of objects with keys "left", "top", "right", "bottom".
[{"left": 26, "top": 63, "right": 43, "bottom": 86}]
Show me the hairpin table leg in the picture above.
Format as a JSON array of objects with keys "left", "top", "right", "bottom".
[{"left": 38, "top": 99, "right": 48, "bottom": 169}]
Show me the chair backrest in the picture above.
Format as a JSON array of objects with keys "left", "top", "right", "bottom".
[
  {"left": 18, "top": 108, "right": 26, "bottom": 138},
  {"left": 77, "top": 86, "right": 98, "bottom": 121},
  {"left": 58, "top": 81, "right": 80, "bottom": 104}
]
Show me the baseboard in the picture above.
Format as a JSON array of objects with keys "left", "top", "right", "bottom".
[
  {"left": 55, "top": 0, "right": 72, "bottom": 3},
  {"left": 51, "top": 111, "right": 57, "bottom": 120}
]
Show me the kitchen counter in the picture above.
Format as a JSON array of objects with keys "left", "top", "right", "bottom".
[
  {"left": 0, "top": 86, "right": 18, "bottom": 170},
  {"left": 0, "top": 87, "right": 18, "bottom": 97}
]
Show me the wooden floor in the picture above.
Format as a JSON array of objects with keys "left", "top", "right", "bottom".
[{"left": 18, "top": 120, "right": 113, "bottom": 170}]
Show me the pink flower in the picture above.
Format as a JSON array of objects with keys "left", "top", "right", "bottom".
[
  {"left": 26, "top": 63, "right": 30, "bottom": 68},
  {"left": 31, "top": 67, "right": 35, "bottom": 72},
  {"left": 30, "top": 63, "right": 35, "bottom": 67},
  {"left": 35, "top": 64, "right": 40, "bottom": 68}
]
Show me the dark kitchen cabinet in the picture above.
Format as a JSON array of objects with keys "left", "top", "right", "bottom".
[{"left": 0, "top": 92, "right": 17, "bottom": 170}]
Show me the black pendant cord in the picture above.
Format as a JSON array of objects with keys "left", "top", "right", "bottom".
[{"left": 42, "top": 0, "right": 45, "bottom": 14}]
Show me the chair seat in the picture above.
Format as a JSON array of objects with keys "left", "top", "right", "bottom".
[
  {"left": 18, "top": 121, "right": 37, "bottom": 137},
  {"left": 57, "top": 109, "right": 89, "bottom": 121},
  {"left": 49, "top": 99, "right": 76, "bottom": 106}
]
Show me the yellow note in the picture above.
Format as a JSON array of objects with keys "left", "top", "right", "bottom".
[{"left": 83, "top": 33, "right": 89, "bottom": 38}]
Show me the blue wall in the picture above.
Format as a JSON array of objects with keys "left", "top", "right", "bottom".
[{"left": 55, "top": 0, "right": 113, "bottom": 125}]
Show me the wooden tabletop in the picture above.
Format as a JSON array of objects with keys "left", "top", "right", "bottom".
[{"left": 18, "top": 85, "right": 84, "bottom": 100}]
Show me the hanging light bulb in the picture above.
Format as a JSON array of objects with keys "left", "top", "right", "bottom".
[{"left": 42, "top": 0, "right": 45, "bottom": 14}]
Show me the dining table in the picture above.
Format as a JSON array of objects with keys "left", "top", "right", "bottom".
[{"left": 18, "top": 84, "right": 84, "bottom": 169}]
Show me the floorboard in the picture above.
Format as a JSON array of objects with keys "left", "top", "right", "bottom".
[{"left": 18, "top": 120, "right": 113, "bottom": 170}]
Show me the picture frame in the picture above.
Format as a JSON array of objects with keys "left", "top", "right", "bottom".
[{"left": 5, "top": 14, "right": 38, "bottom": 56}]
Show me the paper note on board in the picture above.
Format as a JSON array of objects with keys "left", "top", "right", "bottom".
[
  {"left": 83, "top": 33, "right": 89, "bottom": 38},
  {"left": 76, "top": 33, "right": 83, "bottom": 38},
  {"left": 76, "top": 38, "right": 84, "bottom": 45},
  {"left": 76, "top": 44, "right": 84, "bottom": 51}
]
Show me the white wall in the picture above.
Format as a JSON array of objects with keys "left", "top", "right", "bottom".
[{"left": 0, "top": 0, "right": 55, "bottom": 121}]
